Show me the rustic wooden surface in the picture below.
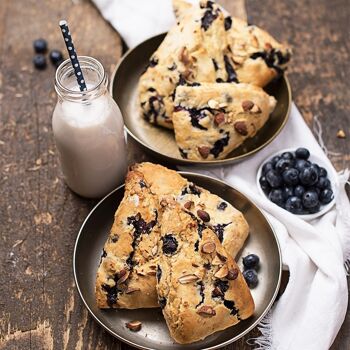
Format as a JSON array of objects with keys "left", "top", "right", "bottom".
[{"left": 0, "top": 0, "right": 349, "bottom": 349}]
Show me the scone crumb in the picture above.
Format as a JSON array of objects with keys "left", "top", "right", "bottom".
[
  {"left": 126, "top": 320, "right": 142, "bottom": 332},
  {"left": 337, "top": 129, "right": 346, "bottom": 138}
]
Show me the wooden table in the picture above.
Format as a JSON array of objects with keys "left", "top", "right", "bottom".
[{"left": 1, "top": 0, "right": 349, "bottom": 349}]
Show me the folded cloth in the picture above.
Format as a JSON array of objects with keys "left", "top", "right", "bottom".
[{"left": 92, "top": 0, "right": 350, "bottom": 349}]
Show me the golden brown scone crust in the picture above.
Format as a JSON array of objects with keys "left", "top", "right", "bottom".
[
  {"left": 134, "top": 162, "right": 249, "bottom": 258},
  {"left": 95, "top": 169, "right": 161, "bottom": 309},
  {"left": 173, "top": 82, "right": 276, "bottom": 160},
  {"left": 156, "top": 200, "right": 254, "bottom": 344},
  {"left": 138, "top": 0, "right": 290, "bottom": 128}
]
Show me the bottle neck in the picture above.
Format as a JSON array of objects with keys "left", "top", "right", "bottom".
[{"left": 55, "top": 56, "right": 108, "bottom": 103}]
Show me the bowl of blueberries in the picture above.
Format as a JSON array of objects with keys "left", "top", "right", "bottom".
[{"left": 257, "top": 147, "right": 337, "bottom": 220}]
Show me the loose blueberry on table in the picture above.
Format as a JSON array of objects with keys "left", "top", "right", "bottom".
[{"left": 259, "top": 148, "right": 334, "bottom": 214}]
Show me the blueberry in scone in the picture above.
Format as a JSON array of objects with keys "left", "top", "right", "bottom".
[
  {"left": 95, "top": 169, "right": 161, "bottom": 309},
  {"left": 156, "top": 199, "right": 254, "bottom": 344},
  {"left": 173, "top": 82, "right": 276, "bottom": 160}
]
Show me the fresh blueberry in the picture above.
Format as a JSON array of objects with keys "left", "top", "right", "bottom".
[
  {"left": 50, "top": 50, "right": 63, "bottom": 66},
  {"left": 33, "top": 38, "right": 48, "bottom": 53},
  {"left": 285, "top": 196, "right": 303, "bottom": 214},
  {"left": 316, "top": 176, "right": 331, "bottom": 189},
  {"left": 282, "top": 186, "right": 294, "bottom": 200},
  {"left": 308, "top": 203, "right": 321, "bottom": 214},
  {"left": 294, "top": 185, "right": 305, "bottom": 198},
  {"left": 266, "top": 170, "right": 283, "bottom": 188},
  {"left": 269, "top": 189, "right": 284, "bottom": 207},
  {"left": 282, "top": 168, "right": 299, "bottom": 186},
  {"left": 33, "top": 55, "right": 47, "bottom": 70},
  {"left": 271, "top": 155, "right": 281, "bottom": 166},
  {"left": 299, "top": 167, "right": 318, "bottom": 186},
  {"left": 310, "top": 163, "right": 320, "bottom": 175},
  {"left": 275, "top": 158, "right": 294, "bottom": 173},
  {"left": 243, "top": 254, "right": 260, "bottom": 269},
  {"left": 281, "top": 151, "right": 294, "bottom": 160},
  {"left": 295, "top": 159, "right": 311, "bottom": 172},
  {"left": 262, "top": 161, "right": 274, "bottom": 175},
  {"left": 319, "top": 167, "right": 327, "bottom": 177},
  {"left": 320, "top": 188, "right": 334, "bottom": 204},
  {"left": 243, "top": 269, "right": 258, "bottom": 288},
  {"left": 308, "top": 186, "right": 321, "bottom": 195},
  {"left": 259, "top": 176, "right": 270, "bottom": 192},
  {"left": 302, "top": 190, "right": 319, "bottom": 208},
  {"left": 295, "top": 147, "right": 310, "bottom": 159}
]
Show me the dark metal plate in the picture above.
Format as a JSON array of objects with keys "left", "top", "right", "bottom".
[
  {"left": 73, "top": 172, "right": 281, "bottom": 350},
  {"left": 111, "top": 33, "right": 292, "bottom": 166}
]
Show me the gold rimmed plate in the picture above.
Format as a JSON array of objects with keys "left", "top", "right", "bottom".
[
  {"left": 73, "top": 172, "right": 282, "bottom": 350},
  {"left": 111, "top": 33, "right": 292, "bottom": 166}
]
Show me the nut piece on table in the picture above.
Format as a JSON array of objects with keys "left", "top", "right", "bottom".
[
  {"left": 125, "top": 320, "right": 142, "bottom": 332},
  {"left": 337, "top": 129, "right": 346, "bottom": 139}
]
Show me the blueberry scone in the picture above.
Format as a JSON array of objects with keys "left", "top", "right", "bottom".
[
  {"left": 156, "top": 200, "right": 254, "bottom": 344},
  {"left": 95, "top": 169, "right": 161, "bottom": 309},
  {"left": 133, "top": 162, "right": 249, "bottom": 257},
  {"left": 173, "top": 82, "right": 276, "bottom": 160},
  {"left": 138, "top": 0, "right": 290, "bottom": 129}
]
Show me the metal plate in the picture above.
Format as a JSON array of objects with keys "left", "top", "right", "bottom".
[
  {"left": 73, "top": 172, "right": 282, "bottom": 350},
  {"left": 111, "top": 33, "right": 292, "bottom": 167}
]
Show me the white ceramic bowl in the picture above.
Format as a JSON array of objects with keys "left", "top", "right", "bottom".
[{"left": 256, "top": 148, "right": 338, "bottom": 220}]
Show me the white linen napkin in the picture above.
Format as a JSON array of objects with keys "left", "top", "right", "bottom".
[{"left": 92, "top": 0, "right": 350, "bottom": 349}]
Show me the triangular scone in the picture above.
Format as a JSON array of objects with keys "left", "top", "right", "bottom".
[
  {"left": 133, "top": 162, "right": 249, "bottom": 258},
  {"left": 173, "top": 83, "right": 276, "bottom": 160},
  {"left": 95, "top": 169, "right": 161, "bottom": 309},
  {"left": 156, "top": 200, "right": 254, "bottom": 344},
  {"left": 138, "top": 1, "right": 232, "bottom": 129}
]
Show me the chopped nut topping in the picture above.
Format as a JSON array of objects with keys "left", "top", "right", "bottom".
[
  {"left": 179, "top": 46, "right": 191, "bottom": 66},
  {"left": 251, "top": 104, "right": 261, "bottom": 113},
  {"left": 197, "top": 305, "right": 216, "bottom": 316},
  {"left": 216, "top": 252, "right": 227, "bottom": 262},
  {"left": 117, "top": 269, "right": 129, "bottom": 284},
  {"left": 242, "top": 100, "right": 254, "bottom": 111},
  {"left": 198, "top": 146, "right": 210, "bottom": 159},
  {"left": 184, "top": 200, "right": 194, "bottom": 209},
  {"left": 214, "top": 265, "right": 229, "bottom": 279},
  {"left": 337, "top": 129, "right": 346, "bottom": 138},
  {"left": 197, "top": 209, "right": 210, "bottom": 222},
  {"left": 265, "top": 42, "right": 273, "bottom": 50},
  {"left": 178, "top": 274, "right": 199, "bottom": 284},
  {"left": 201, "top": 241, "right": 216, "bottom": 254},
  {"left": 227, "top": 268, "right": 239, "bottom": 280},
  {"left": 234, "top": 121, "right": 248, "bottom": 136},
  {"left": 212, "top": 286, "right": 224, "bottom": 297},
  {"left": 214, "top": 112, "right": 225, "bottom": 126},
  {"left": 125, "top": 320, "right": 142, "bottom": 332},
  {"left": 208, "top": 99, "right": 219, "bottom": 109},
  {"left": 151, "top": 245, "right": 158, "bottom": 256}
]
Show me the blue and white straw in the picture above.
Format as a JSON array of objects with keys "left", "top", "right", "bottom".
[{"left": 59, "top": 20, "right": 87, "bottom": 91}]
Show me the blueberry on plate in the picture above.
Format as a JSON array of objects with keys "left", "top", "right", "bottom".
[
  {"left": 269, "top": 189, "right": 284, "bottom": 207},
  {"left": 299, "top": 167, "right": 318, "bottom": 186},
  {"left": 259, "top": 176, "right": 270, "bottom": 192},
  {"left": 302, "top": 190, "right": 319, "bottom": 208},
  {"left": 33, "top": 55, "right": 47, "bottom": 70},
  {"left": 285, "top": 196, "right": 303, "bottom": 214},
  {"left": 243, "top": 269, "right": 258, "bottom": 289},
  {"left": 50, "top": 50, "right": 64, "bottom": 66},
  {"left": 271, "top": 155, "right": 281, "bottom": 166},
  {"left": 275, "top": 158, "right": 294, "bottom": 173},
  {"left": 295, "top": 159, "right": 311, "bottom": 172},
  {"left": 320, "top": 188, "right": 334, "bottom": 204},
  {"left": 281, "top": 151, "right": 294, "bottom": 160},
  {"left": 282, "top": 168, "right": 299, "bottom": 186},
  {"left": 282, "top": 186, "right": 294, "bottom": 200},
  {"left": 295, "top": 147, "right": 310, "bottom": 160},
  {"left": 319, "top": 167, "right": 327, "bottom": 177},
  {"left": 243, "top": 254, "right": 260, "bottom": 270},
  {"left": 294, "top": 185, "right": 305, "bottom": 198},
  {"left": 33, "top": 38, "right": 48, "bottom": 53},
  {"left": 266, "top": 170, "right": 283, "bottom": 188},
  {"left": 316, "top": 176, "right": 331, "bottom": 189},
  {"left": 262, "top": 161, "right": 274, "bottom": 175}
]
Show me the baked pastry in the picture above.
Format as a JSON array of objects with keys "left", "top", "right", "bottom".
[
  {"left": 156, "top": 200, "right": 254, "bottom": 344},
  {"left": 173, "top": 82, "right": 276, "bottom": 160},
  {"left": 95, "top": 169, "right": 161, "bottom": 309},
  {"left": 138, "top": 0, "right": 290, "bottom": 128},
  {"left": 133, "top": 162, "right": 249, "bottom": 257}
]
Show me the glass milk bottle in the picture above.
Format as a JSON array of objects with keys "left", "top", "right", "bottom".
[{"left": 52, "top": 56, "right": 127, "bottom": 198}]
